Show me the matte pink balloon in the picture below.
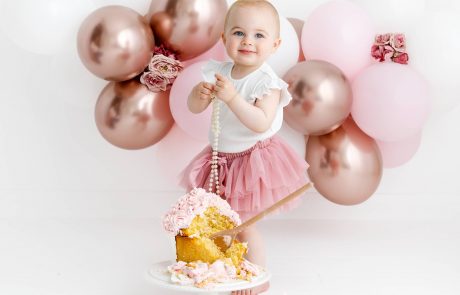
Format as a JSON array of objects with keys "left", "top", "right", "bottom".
[
  {"left": 287, "top": 17, "right": 306, "bottom": 62},
  {"left": 170, "top": 61, "right": 212, "bottom": 141},
  {"left": 301, "top": 0, "right": 375, "bottom": 79},
  {"left": 376, "top": 132, "right": 422, "bottom": 168},
  {"left": 351, "top": 63, "right": 431, "bottom": 142}
]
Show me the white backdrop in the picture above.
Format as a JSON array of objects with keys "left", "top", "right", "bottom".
[{"left": 0, "top": 0, "right": 459, "bottom": 220}]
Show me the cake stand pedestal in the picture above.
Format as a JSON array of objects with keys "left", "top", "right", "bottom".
[{"left": 146, "top": 260, "right": 271, "bottom": 295}]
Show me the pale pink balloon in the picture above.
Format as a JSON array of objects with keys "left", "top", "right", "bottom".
[
  {"left": 301, "top": 0, "right": 375, "bottom": 79},
  {"left": 170, "top": 61, "right": 212, "bottom": 141},
  {"left": 376, "top": 132, "right": 422, "bottom": 168},
  {"left": 287, "top": 17, "right": 306, "bottom": 62},
  {"left": 351, "top": 63, "right": 431, "bottom": 142}
]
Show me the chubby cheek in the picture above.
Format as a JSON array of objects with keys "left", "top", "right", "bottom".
[
  {"left": 231, "top": 39, "right": 241, "bottom": 48},
  {"left": 224, "top": 42, "right": 234, "bottom": 53},
  {"left": 262, "top": 44, "right": 275, "bottom": 55}
]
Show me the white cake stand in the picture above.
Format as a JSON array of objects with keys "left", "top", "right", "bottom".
[{"left": 146, "top": 260, "right": 271, "bottom": 295}]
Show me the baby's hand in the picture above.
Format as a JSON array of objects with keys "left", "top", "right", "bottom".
[
  {"left": 197, "top": 82, "right": 215, "bottom": 102},
  {"left": 214, "top": 73, "right": 238, "bottom": 103}
]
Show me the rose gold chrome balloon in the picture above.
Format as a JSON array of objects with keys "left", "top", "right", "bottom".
[
  {"left": 284, "top": 60, "right": 352, "bottom": 136},
  {"left": 306, "top": 117, "right": 383, "bottom": 205},
  {"left": 77, "top": 6, "right": 154, "bottom": 81},
  {"left": 147, "top": 0, "right": 228, "bottom": 61},
  {"left": 95, "top": 79, "right": 174, "bottom": 149}
]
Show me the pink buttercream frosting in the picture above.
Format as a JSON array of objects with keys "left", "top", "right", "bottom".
[{"left": 163, "top": 188, "right": 241, "bottom": 235}]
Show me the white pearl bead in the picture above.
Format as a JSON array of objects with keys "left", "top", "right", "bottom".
[{"left": 207, "top": 98, "right": 222, "bottom": 194}]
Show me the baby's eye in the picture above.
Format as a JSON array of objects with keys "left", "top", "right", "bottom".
[
  {"left": 233, "top": 31, "right": 244, "bottom": 37},
  {"left": 255, "top": 33, "right": 265, "bottom": 39}
]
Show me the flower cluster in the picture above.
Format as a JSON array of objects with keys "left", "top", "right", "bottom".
[
  {"left": 371, "top": 33, "right": 409, "bottom": 65},
  {"left": 140, "top": 46, "right": 183, "bottom": 92}
]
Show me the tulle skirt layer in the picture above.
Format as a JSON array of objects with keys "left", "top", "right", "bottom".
[{"left": 179, "top": 136, "right": 310, "bottom": 221}]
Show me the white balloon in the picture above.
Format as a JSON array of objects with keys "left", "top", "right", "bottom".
[
  {"left": 91, "top": 0, "right": 150, "bottom": 14},
  {"left": 0, "top": 0, "right": 94, "bottom": 55},
  {"left": 49, "top": 48, "right": 106, "bottom": 110},
  {"left": 271, "top": 0, "right": 333, "bottom": 19},
  {"left": 349, "top": 0, "right": 426, "bottom": 32},
  {"left": 425, "top": 0, "right": 460, "bottom": 12},
  {"left": 410, "top": 10, "right": 460, "bottom": 120},
  {"left": 267, "top": 15, "right": 299, "bottom": 77}
]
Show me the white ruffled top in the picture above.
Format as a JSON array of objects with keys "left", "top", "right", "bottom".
[{"left": 202, "top": 60, "right": 292, "bottom": 153}]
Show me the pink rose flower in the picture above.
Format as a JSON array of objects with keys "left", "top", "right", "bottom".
[
  {"left": 391, "top": 33, "right": 406, "bottom": 52},
  {"left": 154, "top": 45, "right": 177, "bottom": 59},
  {"left": 371, "top": 45, "right": 385, "bottom": 62},
  {"left": 371, "top": 32, "right": 409, "bottom": 65},
  {"left": 140, "top": 71, "right": 169, "bottom": 92},
  {"left": 375, "top": 33, "right": 391, "bottom": 45},
  {"left": 371, "top": 45, "right": 393, "bottom": 62},
  {"left": 392, "top": 52, "right": 409, "bottom": 64}
]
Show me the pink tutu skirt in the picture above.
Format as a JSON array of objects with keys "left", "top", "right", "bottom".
[{"left": 179, "top": 136, "right": 310, "bottom": 221}]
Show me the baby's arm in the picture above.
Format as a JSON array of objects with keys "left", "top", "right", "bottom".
[
  {"left": 228, "top": 90, "right": 280, "bottom": 133},
  {"left": 214, "top": 74, "right": 280, "bottom": 133},
  {"left": 187, "top": 82, "right": 214, "bottom": 113}
]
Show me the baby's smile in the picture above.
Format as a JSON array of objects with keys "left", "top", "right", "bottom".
[{"left": 238, "top": 49, "right": 256, "bottom": 54}]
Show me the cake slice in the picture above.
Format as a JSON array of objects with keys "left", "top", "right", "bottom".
[{"left": 163, "top": 188, "right": 247, "bottom": 267}]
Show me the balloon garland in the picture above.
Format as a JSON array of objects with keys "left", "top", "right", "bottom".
[{"left": 76, "top": 0, "right": 434, "bottom": 205}]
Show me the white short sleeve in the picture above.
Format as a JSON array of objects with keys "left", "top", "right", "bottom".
[
  {"left": 201, "top": 60, "right": 222, "bottom": 84},
  {"left": 249, "top": 74, "right": 292, "bottom": 107}
]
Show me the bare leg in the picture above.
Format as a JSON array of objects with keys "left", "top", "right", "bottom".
[{"left": 231, "top": 226, "right": 270, "bottom": 295}]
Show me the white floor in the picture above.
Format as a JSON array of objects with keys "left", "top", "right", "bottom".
[{"left": 1, "top": 217, "right": 459, "bottom": 295}]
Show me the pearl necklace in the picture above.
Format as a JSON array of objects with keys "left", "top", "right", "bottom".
[{"left": 208, "top": 94, "right": 221, "bottom": 195}]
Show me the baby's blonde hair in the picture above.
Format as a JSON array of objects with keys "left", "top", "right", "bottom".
[{"left": 224, "top": 0, "right": 280, "bottom": 38}]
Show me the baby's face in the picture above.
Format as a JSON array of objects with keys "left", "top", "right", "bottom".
[{"left": 223, "top": 5, "right": 280, "bottom": 68}]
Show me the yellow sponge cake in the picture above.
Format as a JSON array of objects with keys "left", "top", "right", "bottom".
[{"left": 163, "top": 188, "right": 247, "bottom": 267}]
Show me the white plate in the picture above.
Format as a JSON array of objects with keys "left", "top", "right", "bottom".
[{"left": 146, "top": 260, "right": 271, "bottom": 293}]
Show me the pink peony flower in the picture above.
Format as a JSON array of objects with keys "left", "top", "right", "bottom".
[
  {"left": 139, "top": 46, "right": 183, "bottom": 92},
  {"left": 148, "top": 54, "right": 183, "bottom": 80},
  {"left": 140, "top": 71, "right": 169, "bottom": 92}
]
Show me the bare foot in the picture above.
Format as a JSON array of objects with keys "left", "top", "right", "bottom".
[{"left": 231, "top": 281, "right": 269, "bottom": 295}]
